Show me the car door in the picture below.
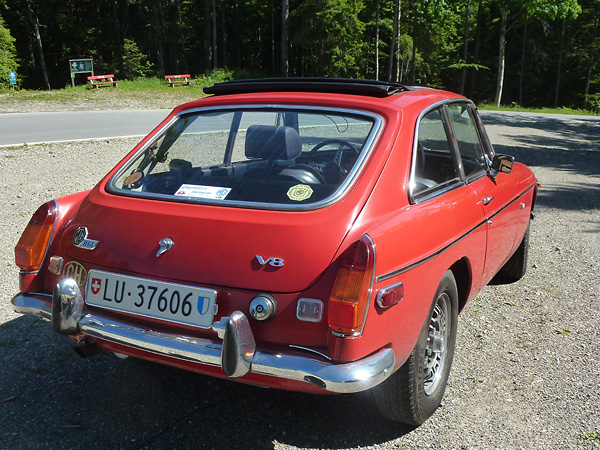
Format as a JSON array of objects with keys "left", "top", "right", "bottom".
[{"left": 445, "top": 103, "right": 520, "bottom": 285}]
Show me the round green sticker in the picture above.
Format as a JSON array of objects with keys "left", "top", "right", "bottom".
[{"left": 287, "top": 184, "right": 313, "bottom": 201}]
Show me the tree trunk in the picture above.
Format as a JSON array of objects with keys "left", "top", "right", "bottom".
[
  {"left": 375, "top": 0, "right": 380, "bottom": 80},
  {"left": 469, "top": 0, "right": 484, "bottom": 98},
  {"left": 271, "top": 0, "right": 275, "bottom": 75},
  {"left": 220, "top": 3, "right": 227, "bottom": 68},
  {"left": 175, "top": 0, "right": 188, "bottom": 73},
  {"left": 387, "top": 0, "right": 400, "bottom": 82},
  {"left": 410, "top": 0, "right": 418, "bottom": 83},
  {"left": 395, "top": 3, "right": 402, "bottom": 82},
  {"left": 212, "top": 0, "right": 218, "bottom": 69},
  {"left": 111, "top": 0, "right": 123, "bottom": 74},
  {"left": 281, "top": 0, "right": 289, "bottom": 76},
  {"left": 25, "top": 0, "right": 50, "bottom": 90},
  {"left": 583, "top": 3, "right": 599, "bottom": 109},
  {"left": 459, "top": 0, "right": 471, "bottom": 95},
  {"left": 494, "top": 8, "right": 508, "bottom": 107},
  {"left": 518, "top": 22, "right": 527, "bottom": 106},
  {"left": 150, "top": 0, "right": 166, "bottom": 76},
  {"left": 204, "top": 0, "right": 212, "bottom": 71},
  {"left": 554, "top": 18, "right": 566, "bottom": 108}
]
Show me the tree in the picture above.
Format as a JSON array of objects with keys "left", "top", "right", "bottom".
[
  {"left": 492, "top": 0, "right": 581, "bottom": 106},
  {"left": 0, "top": 15, "right": 18, "bottom": 87},
  {"left": 386, "top": 0, "right": 400, "bottom": 81},
  {"left": 24, "top": 0, "right": 50, "bottom": 89},
  {"left": 281, "top": 0, "right": 289, "bottom": 76},
  {"left": 293, "top": 0, "right": 366, "bottom": 77},
  {"left": 122, "top": 38, "right": 151, "bottom": 79}
]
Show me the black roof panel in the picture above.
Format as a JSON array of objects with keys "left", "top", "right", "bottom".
[{"left": 203, "top": 78, "right": 414, "bottom": 98}]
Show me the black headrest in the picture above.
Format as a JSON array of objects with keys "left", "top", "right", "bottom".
[{"left": 245, "top": 125, "right": 302, "bottom": 160}]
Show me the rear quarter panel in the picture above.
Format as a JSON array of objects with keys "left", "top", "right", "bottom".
[{"left": 328, "top": 102, "right": 488, "bottom": 367}]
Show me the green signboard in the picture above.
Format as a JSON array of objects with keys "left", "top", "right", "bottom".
[
  {"left": 70, "top": 59, "right": 93, "bottom": 74},
  {"left": 69, "top": 59, "right": 94, "bottom": 86},
  {"left": 8, "top": 71, "right": 17, "bottom": 86}
]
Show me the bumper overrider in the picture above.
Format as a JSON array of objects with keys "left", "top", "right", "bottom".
[{"left": 11, "top": 278, "right": 395, "bottom": 394}]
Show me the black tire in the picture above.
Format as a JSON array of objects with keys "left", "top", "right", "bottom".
[
  {"left": 372, "top": 270, "right": 459, "bottom": 425},
  {"left": 495, "top": 219, "right": 530, "bottom": 283}
]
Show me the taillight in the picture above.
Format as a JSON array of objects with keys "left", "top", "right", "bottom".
[
  {"left": 15, "top": 201, "right": 58, "bottom": 272},
  {"left": 328, "top": 236, "right": 375, "bottom": 336}
]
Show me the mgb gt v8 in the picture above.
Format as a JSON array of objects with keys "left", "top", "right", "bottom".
[{"left": 12, "top": 78, "right": 538, "bottom": 425}]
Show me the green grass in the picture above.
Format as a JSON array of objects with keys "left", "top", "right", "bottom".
[
  {"left": 2, "top": 72, "right": 598, "bottom": 116},
  {"left": 581, "top": 431, "right": 600, "bottom": 448},
  {"left": 0, "top": 70, "right": 238, "bottom": 109},
  {"left": 478, "top": 102, "right": 598, "bottom": 116}
]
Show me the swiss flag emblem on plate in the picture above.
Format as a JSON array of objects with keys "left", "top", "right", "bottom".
[{"left": 91, "top": 278, "right": 102, "bottom": 295}]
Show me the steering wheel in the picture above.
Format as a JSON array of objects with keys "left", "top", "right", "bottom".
[{"left": 309, "top": 139, "right": 360, "bottom": 173}]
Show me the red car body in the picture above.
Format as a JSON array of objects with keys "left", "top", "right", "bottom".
[{"left": 12, "top": 79, "right": 538, "bottom": 424}]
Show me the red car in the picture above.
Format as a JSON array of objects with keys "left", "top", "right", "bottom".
[{"left": 12, "top": 79, "right": 538, "bottom": 425}]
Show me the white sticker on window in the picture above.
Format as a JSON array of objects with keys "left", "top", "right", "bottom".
[{"left": 175, "top": 184, "right": 231, "bottom": 200}]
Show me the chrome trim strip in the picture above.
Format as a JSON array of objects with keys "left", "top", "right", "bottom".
[
  {"left": 11, "top": 292, "right": 52, "bottom": 319},
  {"left": 107, "top": 105, "right": 384, "bottom": 212},
  {"left": 409, "top": 99, "right": 473, "bottom": 203},
  {"left": 12, "top": 293, "right": 395, "bottom": 394},
  {"left": 376, "top": 182, "right": 538, "bottom": 283}
]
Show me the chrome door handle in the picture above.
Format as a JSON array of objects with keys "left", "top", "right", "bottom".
[{"left": 482, "top": 196, "right": 494, "bottom": 205}]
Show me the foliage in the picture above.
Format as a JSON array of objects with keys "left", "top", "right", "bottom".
[
  {"left": 0, "top": 15, "right": 18, "bottom": 88},
  {"left": 0, "top": 0, "right": 597, "bottom": 111},
  {"left": 293, "top": 0, "right": 366, "bottom": 77},
  {"left": 122, "top": 39, "right": 152, "bottom": 80}
]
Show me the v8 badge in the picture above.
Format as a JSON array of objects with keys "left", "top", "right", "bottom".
[{"left": 256, "top": 255, "right": 284, "bottom": 267}]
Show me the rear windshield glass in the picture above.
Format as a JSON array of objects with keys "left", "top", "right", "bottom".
[{"left": 109, "top": 108, "right": 379, "bottom": 209}]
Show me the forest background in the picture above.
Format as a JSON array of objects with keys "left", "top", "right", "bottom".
[{"left": 0, "top": 0, "right": 599, "bottom": 111}]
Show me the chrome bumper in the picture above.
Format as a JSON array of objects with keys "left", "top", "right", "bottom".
[{"left": 11, "top": 279, "right": 395, "bottom": 394}]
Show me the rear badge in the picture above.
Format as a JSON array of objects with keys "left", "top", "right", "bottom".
[
  {"left": 73, "top": 227, "right": 99, "bottom": 250},
  {"left": 63, "top": 261, "right": 88, "bottom": 287}
]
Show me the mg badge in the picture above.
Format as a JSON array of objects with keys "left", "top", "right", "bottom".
[{"left": 73, "top": 227, "right": 99, "bottom": 250}]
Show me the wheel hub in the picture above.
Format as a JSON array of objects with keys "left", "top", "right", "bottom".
[{"left": 423, "top": 293, "right": 449, "bottom": 395}]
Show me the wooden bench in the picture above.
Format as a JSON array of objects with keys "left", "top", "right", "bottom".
[
  {"left": 87, "top": 74, "right": 119, "bottom": 88},
  {"left": 165, "top": 74, "right": 196, "bottom": 87}
]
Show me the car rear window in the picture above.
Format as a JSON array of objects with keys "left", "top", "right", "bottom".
[{"left": 109, "top": 107, "right": 380, "bottom": 209}]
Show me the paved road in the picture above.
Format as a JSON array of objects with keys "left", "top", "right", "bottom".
[
  {"left": 0, "top": 109, "right": 171, "bottom": 147},
  {"left": 1, "top": 109, "right": 597, "bottom": 148}
]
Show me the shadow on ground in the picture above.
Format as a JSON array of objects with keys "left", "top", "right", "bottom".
[
  {"left": 481, "top": 112, "right": 600, "bottom": 211},
  {"left": 0, "top": 314, "right": 411, "bottom": 450}
]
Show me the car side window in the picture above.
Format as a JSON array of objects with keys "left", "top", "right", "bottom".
[
  {"left": 446, "top": 103, "right": 487, "bottom": 179},
  {"left": 411, "top": 108, "right": 461, "bottom": 199}
]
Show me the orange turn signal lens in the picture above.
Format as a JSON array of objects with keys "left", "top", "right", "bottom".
[
  {"left": 15, "top": 202, "right": 57, "bottom": 272},
  {"left": 328, "top": 236, "right": 375, "bottom": 335}
]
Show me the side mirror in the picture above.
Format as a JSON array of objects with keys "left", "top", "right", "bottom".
[{"left": 491, "top": 154, "right": 514, "bottom": 174}]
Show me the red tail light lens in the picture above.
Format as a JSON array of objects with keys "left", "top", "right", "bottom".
[
  {"left": 328, "top": 236, "right": 375, "bottom": 335},
  {"left": 15, "top": 202, "right": 57, "bottom": 272}
]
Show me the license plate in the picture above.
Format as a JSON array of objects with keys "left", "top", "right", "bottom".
[{"left": 85, "top": 270, "right": 217, "bottom": 329}]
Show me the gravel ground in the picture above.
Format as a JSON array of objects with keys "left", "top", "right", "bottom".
[{"left": 0, "top": 106, "right": 599, "bottom": 450}]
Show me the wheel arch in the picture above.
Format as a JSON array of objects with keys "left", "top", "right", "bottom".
[{"left": 448, "top": 257, "right": 471, "bottom": 313}]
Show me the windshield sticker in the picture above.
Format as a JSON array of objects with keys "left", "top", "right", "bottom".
[
  {"left": 175, "top": 184, "right": 231, "bottom": 200},
  {"left": 287, "top": 184, "right": 313, "bottom": 202}
]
